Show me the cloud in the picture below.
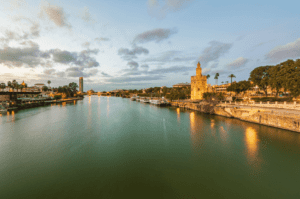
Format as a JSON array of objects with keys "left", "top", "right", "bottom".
[
  {"left": 56, "top": 71, "right": 65, "bottom": 77},
  {"left": 118, "top": 46, "right": 149, "bottom": 60},
  {"left": 107, "top": 75, "right": 164, "bottom": 83},
  {"left": 0, "top": 18, "right": 40, "bottom": 45},
  {"left": 101, "top": 72, "right": 111, "bottom": 77},
  {"left": 143, "top": 50, "right": 196, "bottom": 64},
  {"left": 198, "top": 41, "right": 233, "bottom": 67},
  {"left": 49, "top": 48, "right": 100, "bottom": 69},
  {"left": 226, "top": 57, "right": 249, "bottom": 69},
  {"left": 40, "top": 1, "right": 71, "bottom": 28},
  {"left": 82, "top": 42, "right": 90, "bottom": 48},
  {"left": 127, "top": 61, "right": 139, "bottom": 70},
  {"left": 147, "top": 0, "right": 194, "bottom": 19},
  {"left": 44, "top": 68, "right": 56, "bottom": 75},
  {"left": 141, "top": 64, "right": 149, "bottom": 71},
  {"left": 81, "top": 6, "right": 92, "bottom": 23},
  {"left": 133, "top": 28, "right": 178, "bottom": 44},
  {"left": 66, "top": 67, "right": 98, "bottom": 77},
  {"left": 0, "top": 45, "right": 46, "bottom": 68},
  {"left": 0, "top": 43, "right": 99, "bottom": 69},
  {"left": 147, "top": 65, "right": 194, "bottom": 75},
  {"left": 95, "top": 37, "right": 110, "bottom": 42},
  {"left": 265, "top": 38, "right": 300, "bottom": 62}
]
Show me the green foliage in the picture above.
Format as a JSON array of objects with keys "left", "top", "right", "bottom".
[
  {"left": 251, "top": 97, "right": 293, "bottom": 102},
  {"left": 54, "top": 95, "right": 62, "bottom": 100},
  {"left": 249, "top": 65, "right": 272, "bottom": 97},
  {"left": 69, "top": 82, "right": 78, "bottom": 93},
  {"left": 228, "top": 74, "right": 236, "bottom": 84},
  {"left": 203, "top": 92, "right": 225, "bottom": 102},
  {"left": 42, "top": 86, "right": 48, "bottom": 92}
]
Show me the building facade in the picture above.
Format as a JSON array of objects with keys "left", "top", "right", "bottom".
[
  {"left": 172, "top": 83, "right": 191, "bottom": 88},
  {"left": 79, "top": 77, "right": 83, "bottom": 93},
  {"left": 191, "top": 62, "right": 207, "bottom": 100}
]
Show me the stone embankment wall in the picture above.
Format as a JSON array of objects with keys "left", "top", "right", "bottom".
[{"left": 171, "top": 101, "right": 300, "bottom": 133}]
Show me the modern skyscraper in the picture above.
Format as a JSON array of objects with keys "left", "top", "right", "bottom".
[{"left": 79, "top": 77, "right": 83, "bottom": 93}]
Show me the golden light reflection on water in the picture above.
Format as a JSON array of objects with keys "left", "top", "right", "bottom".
[
  {"left": 107, "top": 97, "right": 109, "bottom": 118},
  {"left": 211, "top": 119, "right": 215, "bottom": 128},
  {"left": 189, "top": 111, "right": 204, "bottom": 153},
  {"left": 219, "top": 126, "right": 227, "bottom": 141},
  {"left": 11, "top": 111, "right": 15, "bottom": 122},
  {"left": 62, "top": 102, "right": 66, "bottom": 107},
  {"left": 177, "top": 108, "right": 180, "bottom": 123},
  {"left": 245, "top": 127, "right": 259, "bottom": 164},
  {"left": 190, "top": 112, "right": 195, "bottom": 133},
  {"left": 89, "top": 96, "right": 91, "bottom": 104}
]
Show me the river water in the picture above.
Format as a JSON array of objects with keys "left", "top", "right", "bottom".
[{"left": 1, "top": 96, "right": 300, "bottom": 199}]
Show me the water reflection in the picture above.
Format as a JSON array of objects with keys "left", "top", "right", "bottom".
[
  {"left": 177, "top": 108, "right": 180, "bottom": 123},
  {"left": 219, "top": 126, "right": 227, "bottom": 142},
  {"left": 245, "top": 127, "right": 259, "bottom": 164},
  {"left": 189, "top": 111, "right": 204, "bottom": 153},
  {"left": 107, "top": 97, "right": 110, "bottom": 118},
  {"left": 211, "top": 119, "right": 215, "bottom": 128},
  {"left": 62, "top": 102, "right": 66, "bottom": 107}
]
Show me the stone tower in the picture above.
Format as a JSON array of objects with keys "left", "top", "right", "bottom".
[
  {"left": 79, "top": 77, "right": 83, "bottom": 93},
  {"left": 191, "top": 62, "right": 207, "bottom": 100}
]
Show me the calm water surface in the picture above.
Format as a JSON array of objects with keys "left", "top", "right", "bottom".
[{"left": 1, "top": 96, "right": 300, "bottom": 198}]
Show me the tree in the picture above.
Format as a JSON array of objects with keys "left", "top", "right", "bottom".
[
  {"left": 42, "top": 86, "right": 48, "bottom": 92},
  {"left": 47, "top": 80, "right": 51, "bottom": 88},
  {"left": 221, "top": 81, "right": 224, "bottom": 84},
  {"left": 12, "top": 80, "right": 18, "bottom": 91},
  {"left": 228, "top": 74, "right": 236, "bottom": 84},
  {"left": 249, "top": 66, "right": 272, "bottom": 97},
  {"left": 278, "top": 59, "right": 300, "bottom": 97},
  {"left": 237, "top": 80, "right": 251, "bottom": 96},
  {"left": 268, "top": 65, "right": 284, "bottom": 97},
  {"left": 0, "top": 83, "right": 6, "bottom": 91},
  {"left": 19, "top": 84, "right": 24, "bottom": 92},
  {"left": 7, "top": 81, "right": 12, "bottom": 89},
  {"left": 225, "top": 81, "right": 229, "bottom": 84},
  {"left": 206, "top": 74, "right": 210, "bottom": 83},
  {"left": 214, "top": 74, "right": 219, "bottom": 85},
  {"left": 69, "top": 82, "right": 78, "bottom": 94}
]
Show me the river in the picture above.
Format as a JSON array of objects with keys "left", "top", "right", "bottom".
[{"left": 1, "top": 96, "right": 300, "bottom": 198}]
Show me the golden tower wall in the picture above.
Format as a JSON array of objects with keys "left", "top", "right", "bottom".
[{"left": 191, "top": 62, "right": 207, "bottom": 100}]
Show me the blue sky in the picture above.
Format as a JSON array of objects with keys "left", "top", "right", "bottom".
[{"left": 0, "top": 0, "right": 299, "bottom": 91}]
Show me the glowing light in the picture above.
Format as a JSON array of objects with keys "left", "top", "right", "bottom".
[
  {"left": 190, "top": 112, "right": 195, "bottom": 133},
  {"left": 211, "top": 119, "right": 215, "bottom": 128},
  {"left": 89, "top": 96, "right": 91, "bottom": 104},
  {"left": 245, "top": 127, "right": 259, "bottom": 162},
  {"left": 177, "top": 108, "right": 180, "bottom": 123}
]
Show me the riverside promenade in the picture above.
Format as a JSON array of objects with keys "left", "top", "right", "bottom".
[{"left": 171, "top": 100, "right": 300, "bottom": 133}]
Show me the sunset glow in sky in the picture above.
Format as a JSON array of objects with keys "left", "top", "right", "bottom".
[{"left": 0, "top": 0, "right": 299, "bottom": 91}]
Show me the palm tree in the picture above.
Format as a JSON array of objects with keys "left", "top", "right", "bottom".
[
  {"left": 226, "top": 81, "right": 229, "bottom": 84},
  {"left": 7, "top": 81, "right": 12, "bottom": 91},
  {"left": 12, "top": 80, "right": 18, "bottom": 92},
  {"left": 206, "top": 74, "right": 210, "bottom": 80},
  {"left": 228, "top": 74, "right": 236, "bottom": 84},
  {"left": 214, "top": 74, "right": 219, "bottom": 85},
  {"left": 47, "top": 80, "right": 51, "bottom": 88},
  {"left": 221, "top": 81, "right": 224, "bottom": 85}
]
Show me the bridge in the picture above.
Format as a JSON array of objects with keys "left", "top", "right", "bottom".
[{"left": 0, "top": 91, "right": 42, "bottom": 101}]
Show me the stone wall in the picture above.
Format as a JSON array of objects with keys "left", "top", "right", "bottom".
[
  {"left": 171, "top": 101, "right": 300, "bottom": 133},
  {"left": 0, "top": 95, "right": 10, "bottom": 102}
]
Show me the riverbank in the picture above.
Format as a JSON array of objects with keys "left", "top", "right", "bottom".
[
  {"left": 170, "top": 101, "right": 300, "bottom": 133},
  {"left": 1, "top": 97, "right": 84, "bottom": 111}
]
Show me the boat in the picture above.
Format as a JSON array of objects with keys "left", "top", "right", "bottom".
[
  {"left": 150, "top": 99, "right": 161, "bottom": 105},
  {"left": 143, "top": 98, "right": 150, "bottom": 103},
  {"left": 130, "top": 96, "right": 136, "bottom": 101},
  {"left": 139, "top": 97, "right": 145, "bottom": 102}
]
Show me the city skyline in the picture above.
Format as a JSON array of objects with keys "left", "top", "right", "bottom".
[{"left": 0, "top": 0, "right": 299, "bottom": 91}]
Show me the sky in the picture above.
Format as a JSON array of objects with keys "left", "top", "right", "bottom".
[{"left": 0, "top": 0, "right": 299, "bottom": 92}]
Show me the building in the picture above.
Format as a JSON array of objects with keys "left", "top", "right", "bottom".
[
  {"left": 191, "top": 62, "right": 207, "bottom": 100},
  {"left": 172, "top": 83, "right": 191, "bottom": 88},
  {"left": 79, "top": 77, "right": 83, "bottom": 93}
]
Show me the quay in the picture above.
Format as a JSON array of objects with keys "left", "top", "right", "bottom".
[{"left": 168, "top": 100, "right": 300, "bottom": 133}]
